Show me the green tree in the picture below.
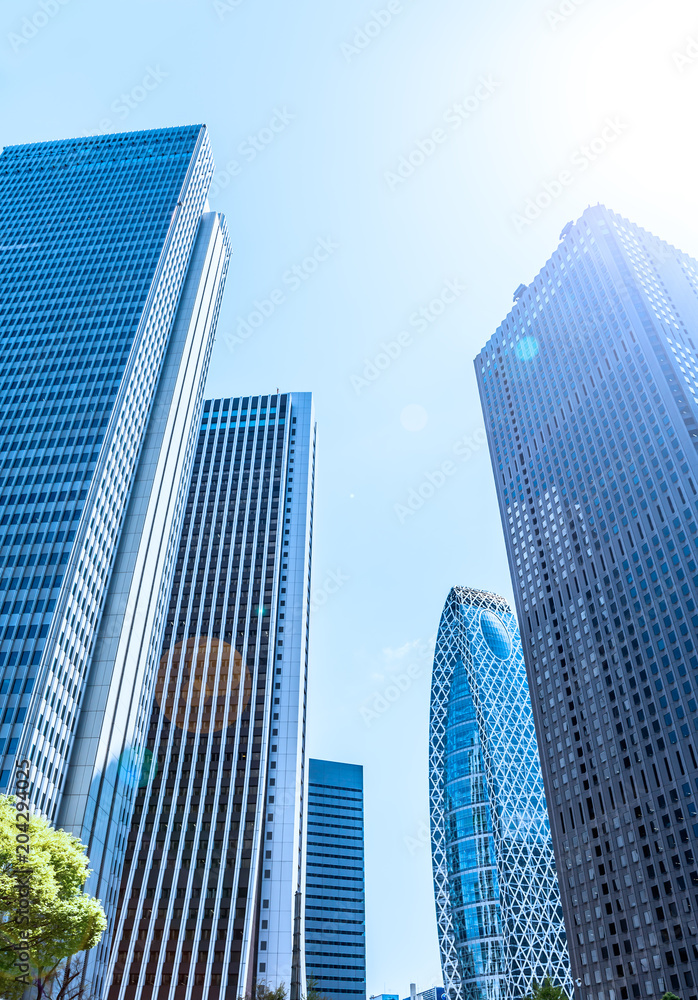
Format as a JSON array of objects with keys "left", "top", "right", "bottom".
[
  {"left": 237, "top": 984, "right": 287, "bottom": 1000},
  {"left": 522, "top": 978, "right": 570, "bottom": 1000},
  {"left": 661, "top": 993, "right": 682, "bottom": 1000},
  {"left": 0, "top": 794, "right": 106, "bottom": 1000},
  {"left": 305, "top": 976, "right": 328, "bottom": 1000},
  {"left": 238, "top": 983, "right": 287, "bottom": 1000},
  {"left": 256, "top": 985, "right": 287, "bottom": 1000}
]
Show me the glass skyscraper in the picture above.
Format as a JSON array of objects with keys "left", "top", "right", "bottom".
[
  {"left": 0, "top": 126, "right": 230, "bottom": 990},
  {"left": 476, "top": 206, "right": 698, "bottom": 1000},
  {"left": 429, "top": 586, "right": 570, "bottom": 1000},
  {"left": 305, "top": 758, "right": 366, "bottom": 1000},
  {"left": 107, "top": 393, "right": 315, "bottom": 1000}
]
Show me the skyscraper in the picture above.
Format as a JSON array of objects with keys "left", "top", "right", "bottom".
[
  {"left": 0, "top": 126, "right": 229, "bottom": 988},
  {"left": 429, "top": 586, "right": 570, "bottom": 1000},
  {"left": 476, "top": 206, "right": 698, "bottom": 1000},
  {"left": 107, "top": 393, "right": 315, "bottom": 1000},
  {"left": 305, "top": 758, "right": 366, "bottom": 1000}
]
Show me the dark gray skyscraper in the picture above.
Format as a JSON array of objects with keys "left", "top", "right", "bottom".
[
  {"left": 305, "top": 759, "right": 366, "bottom": 1000},
  {"left": 476, "top": 206, "right": 698, "bottom": 1000},
  {"left": 0, "top": 126, "right": 229, "bottom": 990},
  {"left": 107, "top": 393, "right": 315, "bottom": 1000}
]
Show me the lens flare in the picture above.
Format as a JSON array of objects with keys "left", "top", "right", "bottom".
[
  {"left": 117, "top": 747, "right": 157, "bottom": 789},
  {"left": 515, "top": 336, "right": 539, "bottom": 362},
  {"left": 154, "top": 636, "right": 248, "bottom": 734}
]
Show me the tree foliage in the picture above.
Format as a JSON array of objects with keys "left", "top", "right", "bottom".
[
  {"left": 238, "top": 983, "right": 287, "bottom": 1000},
  {"left": 0, "top": 794, "right": 106, "bottom": 1000},
  {"left": 661, "top": 993, "right": 682, "bottom": 1000},
  {"left": 305, "top": 976, "right": 328, "bottom": 1000},
  {"left": 255, "top": 984, "right": 287, "bottom": 1000},
  {"left": 522, "top": 978, "right": 570, "bottom": 1000}
]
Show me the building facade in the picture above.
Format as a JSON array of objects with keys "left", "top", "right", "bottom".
[
  {"left": 402, "top": 987, "right": 446, "bottom": 1000},
  {"left": 0, "top": 126, "right": 229, "bottom": 988},
  {"left": 476, "top": 206, "right": 698, "bottom": 1000},
  {"left": 107, "top": 393, "right": 315, "bottom": 1000},
  {"left": 305, "top": 758, "right": 366, "bottom": 1000},
  {"left": 429, "top": 586, "right": 570, "bottom": 1000}
]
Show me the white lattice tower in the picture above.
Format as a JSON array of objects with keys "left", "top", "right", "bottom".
[{"left": 429, "top": 587, "right": 573, "bottom": 1000}]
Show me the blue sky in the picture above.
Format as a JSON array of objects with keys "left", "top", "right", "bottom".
[{"left": 3, "top": 0, "right": 698, "bottom": 992}]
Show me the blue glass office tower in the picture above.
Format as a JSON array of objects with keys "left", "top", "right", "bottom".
[
  {"left": 476, "top": 206, "right": 698, "bottom": 1000},
  {"left": 0, "top": 127, "right": 230, "bottom": 989},
  {"left": 429, "top": 587, "right": 570, "bottom": 1000},
  {"left": 305, "top": 759, "right": 366, "bottom": 1000},
  {"left": 107, "top": 394, "right": 315, "bottom": 1000}
]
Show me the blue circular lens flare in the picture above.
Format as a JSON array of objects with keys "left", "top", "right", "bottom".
[
  {"left": 515, "top": 336, "right": 539, "bottom": 361},
  {"left": 480, "top": 610, "right": 512, "bottom": 660}
]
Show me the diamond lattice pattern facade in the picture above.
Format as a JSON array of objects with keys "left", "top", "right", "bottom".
[{"left": 429, "top": 586, "right": 571, "bottom": 1000}]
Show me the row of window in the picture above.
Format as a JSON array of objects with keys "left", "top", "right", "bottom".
[
  {"left": 111, "top": 396, "right": 296, "bottom": 998},
  {"left": 484, "top": 211, "right": 692, "bottom": 984}
]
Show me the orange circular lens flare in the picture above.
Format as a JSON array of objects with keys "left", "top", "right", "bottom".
[{"left": 154, "top": 637, "right": 248, "bottom": 734}]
